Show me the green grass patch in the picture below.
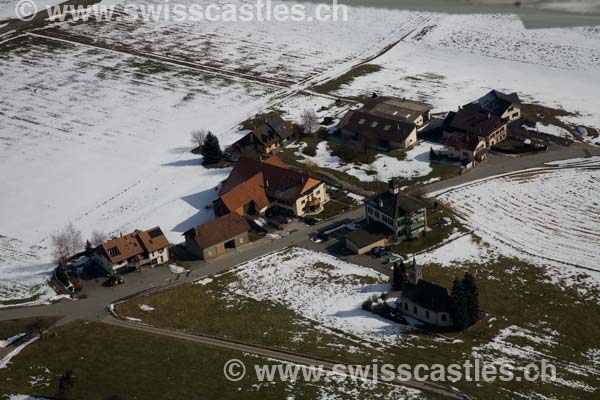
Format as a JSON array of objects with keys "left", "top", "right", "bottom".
[
  {"left": 115, "top": 275, "right": 375, "bottom": 364},
  {"left": 390, "top": 207, "right": 466, "bottom": 255},
  {"left": 0, "top": 321, "right": 409, "bottom": 400},
  {"left": 0, "top": 317, "right": 59, "bottom": 341},
  {"left": 311, "top": 64, "right": 382, "bottom": 94}
]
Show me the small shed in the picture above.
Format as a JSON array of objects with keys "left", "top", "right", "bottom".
[
  {"left": 184, "top": 213, "right": 250, "bottom": 260},
  {"left": 344, "top": 222, "right": 390, "bottom": 255}
]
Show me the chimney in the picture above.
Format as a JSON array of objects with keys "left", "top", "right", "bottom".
[{"left": 378, "top": 199, "right": 383, "bottom": 208}]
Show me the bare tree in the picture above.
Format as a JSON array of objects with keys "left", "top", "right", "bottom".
[
  {"left": 301, "top": 109, "right": 319, "bottom": 137},
  {"left": 190, "top": 129, "right": 208, "bottom": 150},
  {"left": 90, "top": 230, "right": 108, "bottom": 247},
  {"left": 51, "top": 223, "right": 83, "bottom": 266}
]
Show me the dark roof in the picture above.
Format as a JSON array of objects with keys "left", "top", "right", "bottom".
[
  {"left": 463, "top": 90, "right": 521, "bottom": 118},
  {"left": 228, "top": 115, "right": 293, "bottom": 152},
  {"left": 345, "top": 222, "right": 392, "bottom": 248},
  {"left": 443, "top": 108, "right": 506, "bottom": 138},
  {"left": 339, "top": 109, "right": 416, "bottom": 144},
  {"left": 445, "top": 132, "right": 486, "bottom": 152},
  {"left": 365, "top": 191, "right": 425, "bottom": 219},
  {"left": 363, "top": 96, "right": 433, "bottom": 122},
  {"left": 401, "top": 280, "right": 451, "bottom": 312},
  {"left": 185, "top": 213, "right": 250, "bottom": 249}
]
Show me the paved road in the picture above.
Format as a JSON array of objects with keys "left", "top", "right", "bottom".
[
  {"left": 0, "top": 207, "right": 365, "bottom": 323},
  {"left": 423, "top": 144, "right": 600, "bottom": 195}
]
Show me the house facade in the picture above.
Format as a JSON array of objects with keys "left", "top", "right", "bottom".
[
  {"left": 338, "top": 96, "right": 426, "bottom": 150},
  {"left": 93, "top": 226, "right": 170, "bottom": 274},
  {"left": 443, "top": 108, "right": 508, "bottom": 149},
  {"left": 463, "top": 90, "right": 521, "bottom": 122},
  {"left": 227, "top": 115, "right": 294, "bottom": 157},
  {"left": 213, "top": 155, "right": 328, "bottom": 218},
  {"left": 363, "top": 179, "right": 427, "bottom": 242},
  {"left": 184, "top": 213, "right": 250, "bottom": 260},
  {"left": 445, "top": 132, "right": 488, "bottom": 163},
  {"left": 396, "top": 259, "right": 453, "bottom": 328}
]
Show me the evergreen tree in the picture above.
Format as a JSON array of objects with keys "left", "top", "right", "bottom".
[
  {"left": 201, "top": 131, "right": 223, "bottom": 164},
  {"left": 85, "top": 240, "right": 92, "bottom": 256},
  {"left": 463, "top": 272, "right": 480, "bottom": 325},
  {"left": 56, "top": 370, "right": 76, "bottom": 400},
  {"left": 392, "top": 260, "right": 407, "bottom": 291},
  {"left": 429, "top": 147, "right": 436, "bottom": 160},
  {"left": 450, "top": 278, "right": 468, "bottom": 331}
]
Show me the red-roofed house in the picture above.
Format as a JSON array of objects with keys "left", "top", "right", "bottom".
[
  {"left": 213, "top": 155, "right": 327, "bottom": 218},
  {"left": 93, "top": 226, "right": 170, "bottom": 273}
]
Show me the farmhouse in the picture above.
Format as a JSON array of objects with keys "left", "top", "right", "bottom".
[
  {"left": 445, "top": 132, "right": 488, "bottom": 163},
  {"left": 227, "top": 115, "right": 294, "bottom": 157},
  {"left": 364, "top": 179, "right": 427, "bottom": 242},
  {"left": 213, "top": 155, "right": 327, "bottom": 218},
  {"left": 338, "top": 96, "right": 426, "bottom": 150},
  {"left": 184, "top": 213, "right": 250, "bottom": 260},
  {"left": 364, "top": 96, "right": 433, "bottom": 127},
  {"left": 396, "top": 259, "right": 453, "bottom": 328},
  {"left": 463, "top": 90, "right": 521, "bottom": 121},
  {"left": 346, "top": 179, "right": 427, "bottom": 254},
  {"left": 93, "top": 227, "right": 170, "bottom": 274},
  {"left": 443, "top": 108, "right": 508, "bottom": 149}
]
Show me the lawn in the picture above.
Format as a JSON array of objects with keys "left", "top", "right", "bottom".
[
  {"left": 116, "top": 273, "right": 377, "bottom": 365},
  {"left": 389, "top": 206, "right": 467, "bottom": 255},
  {"left": 0, "top": 317, "right": 59, "bottom": 341},
  {"left": 113, "top": 244, "right": 600, "bottom": 400},
  {"left": 0, "top": 321, "right": 420, "bottom": 400}
]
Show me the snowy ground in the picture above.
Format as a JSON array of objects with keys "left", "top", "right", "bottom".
[
  {"left": 0, "top": 35, "right": 278, "bottom": 305},
  {"left": 1, "top": 0, "right": 599, "bottom": 307},
  {"left": 330, "top": 13, "right": 600, "bottom": 131},
  {"left": 225, "top": 247, "right": 413, "bottom": 346},
  {"left": 295, "top": 140, "right": 447, "bottom": 182},
  {"left": 435, "top": 166, "right": 600, "bottom": 286}
]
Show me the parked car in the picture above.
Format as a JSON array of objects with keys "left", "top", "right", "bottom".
[
  {"left": 103, "top": 274, "right": 124, "bottom": 287},
  {"left": 310, "top": 234, "right": 323, "bottom": 244},
  {"left": 371, "top": 247, "right": 390, "bottom": 258},
  {"left": 383, "top": 254, "right": 403, "bottom": 265},
  {"left": 304, "top": 217, "right": 318, "bottom": 226}
]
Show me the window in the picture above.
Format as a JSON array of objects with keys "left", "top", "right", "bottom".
[
  {"left": 441, "top": 314, "right": 447, "bottom": 322},
  {"left": 425, "top": 311, "right": 430, "bottom": 319},
  {"left": 358, "top": 118, "right": 365, "bottom": 125},
  {"left": 404, "top": 303, "right": 408, "bottom": 310},
  {"left": 384, "top": 125, "right": 391, "bottom": 131},
  {"left": 413, "top": 306, "right": 418, "bottom": 314}
]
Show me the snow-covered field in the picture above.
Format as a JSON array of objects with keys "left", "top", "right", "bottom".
[
  {"left": 436, "top": 167, "right": 600, "bottom": 282},
  {"left": 225, "top": 247, "right": 412, "bottom": 346},
  {"left": 1, "top": 0, "right": 599, "bottom": 307},
  {"left": 0, "top": 36, "right": 278, "bottom": 305},
  {"left": 295, "top": 140, "right": 447, "bottom": 182},
  {"left": 331, "top": 13, "right": 600, "bottom": 131}
]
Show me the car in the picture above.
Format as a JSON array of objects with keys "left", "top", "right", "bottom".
[
  {"left": 383, "top": 254, "right": 403, "bottom": 265},
  {"left": 371, "top": 247, "right": 390, "bottom": 258},
  {"left": 103, "top": 274, "right": 124, "bottom": 287},
  {"left": 310, "top": 234, "right": 323, "bottom": 243},
  {"left": 304, "top": 217, "right": 318, "bottom": 226}
]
